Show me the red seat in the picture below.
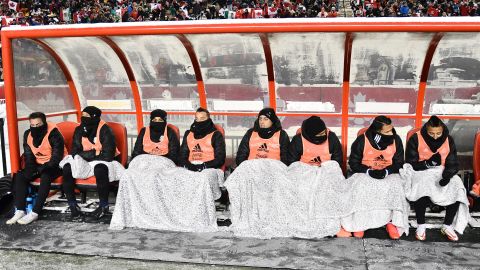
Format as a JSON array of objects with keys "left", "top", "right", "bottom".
[
  {"left": 357, "top": 127, "right": 368, "bottom": 137},
  {"left": 215, "top": 124, "right": 227, "bottom": 171},
  {"left": 406, "top": 127, "right": 421, "bottom": 142},
  {"left": 75, "top": 122, "right": 128, "bottom": 190},
  {"left": 471, "top": 131, "right": 480, "bottom": 198},
  {"left": 30, "top": 121, "right": 79, "bottom": 188},
  {"left": 167, "top": 123, "right": 180, "bottom": 140}
]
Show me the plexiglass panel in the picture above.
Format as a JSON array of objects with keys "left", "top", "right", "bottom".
[
  {"left": 350, "top": 33, "right": 433, "bottom": 114},
  {"left": 187, "top": 34, "right": 269, "bottom": 112},
  {"left": 425, "top": 33, "right": 480, "bottom": 115},
  {"left": 41, "top": 37, "right": 132, "bottom": 112},
  {"left": 13, "top": 39, "right": 75, "bottom": 117},
  {"left": 111, "top": 35, "right": 199, "bottom": 111},
  {"left": 270, "top": 33, "right": 344, "bottom": 113}
]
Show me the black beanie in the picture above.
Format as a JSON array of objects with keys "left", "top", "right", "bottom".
[
  {"left": 258, "top": 108, "right": 277, "bottom": 122},
  {"left": 82, "top": 106, "right": 102, "bottom": 118},
  {"left": 150, "top": 109, "right": 167, "bottom": 121},
  {"left": 302, "top": 116, "right": 326, "bottom": 138}
]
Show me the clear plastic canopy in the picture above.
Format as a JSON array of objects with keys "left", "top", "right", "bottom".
[{"left": 4, "top": 20, "right": 480, "bottom": 167}]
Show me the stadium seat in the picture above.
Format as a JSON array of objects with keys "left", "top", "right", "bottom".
[
  {"left": 471, "top": 131, "right": 480, "bottom": 198},
  {"left": 357, "top": 127, "right": 368, "bottom": 137},
  {"left": 215, "top": 124, "right": 227, "bottom": 171},
  {"left": 75, "top": 122, "right": 128, "bottom": 202},
  {"left": 30, "top": 121, "right": 79, "bottom": 188},
  {"left": 406, "top": 127, "right": 421, "bottom": 142},
  {"left": 167, "top": 123, "right": 180, "bottom": 140}
]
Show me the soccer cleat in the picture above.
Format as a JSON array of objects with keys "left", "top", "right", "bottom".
[
  {"left": 353, "top": 231, "right": 364, "bottom": 238},
  {"left": 386, "top": 223, "right": 400, "bottom": 240},
  {"left": 441, "top": 225, "right": 459, "bottom": 242},
  {"left": 415, "top": 224, "right": 427, "bottom": 241},
  {"left": 336, "top": 227, "right": 352, "bottom": 238},
  {"left": 6, "top": 210, "right": 26, "bottom": 225},
  {"left": 17, "top": 212, "right": 39, "bottom": 225}
]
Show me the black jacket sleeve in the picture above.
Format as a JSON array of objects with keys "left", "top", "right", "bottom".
[
  {"left": 235, "top": 129, "right": 254, "bottom": 166},
  {"left": 96, "top": 124, "right": 116, "bottom": 162},
  {"left": 279, "top": 130, "right": 290, "bottom": 165},
  {"left": 442, "top": 136, "right": 459, "bottom": 180},
  {"left": 288, "top": 132, "right": 343, "bottom": 166},
  {"left": 405, "top": 133, "right": 428, "bottom": 171},
  {"left": 287, "top": 134, "right": 303, "bottom": 165},
  {"left": 204, "top": 131, "right": 226, "bottom": 169},
  {"left": 164, "top": 127, "right": 180, "bottom": 165},
  {"left": 131, "top": 127, "right": 146, "bottom": 160},
  {"left": 22, "top": 130, "right": 36, "bottom": 170},
  {"left": 179, "top": 130, "right": 191, "bottom": 167},
  {"left": 329, "top": 131, "right": 343, "bottom": 166},
  {"left": 46, "top": 128, "right": 65, "bottom": 167},
  {"left": 71, "top": 126, "right": 95, "bottom": 161},
  {"left": 71, "top": 125, "right": 116, "bottom": 162},
  {"left": 348, "top": 135, "right": 369, "bottom": 173},
  {"left": 384, "top": 135, "right": 404, "bottom": 174}
]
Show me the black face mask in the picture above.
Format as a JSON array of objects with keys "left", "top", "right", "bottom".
[
  {"left": 81, "top": 116, "right": 100, "bottom": 137},
  {"left": 190, "top": 118, "right": 216, "bottom": 139},
  {"left": 257, "top": 126, "right": 276, "bottom": 139},
  {"left": 375, "top": 132, "right": 395, "bottom": 149},
  {"left": 150, "top": 121, "right": 166, "bottom": 133},
  {"left": 311, "top": 134, "right": 328, "bottom": 145},
  {"left": 30, "top": 124, "right": 48, "bottom": 146}
]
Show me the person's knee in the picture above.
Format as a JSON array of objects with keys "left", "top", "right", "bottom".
[
  {"left": 62, "top": 164, "right": 72, "bottom": 176},
  {"left": 93, "top": 164, "right": 108, "bottom": 176}
]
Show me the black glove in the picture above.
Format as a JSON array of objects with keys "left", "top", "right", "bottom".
[
  {"left": 194, "top": 163, "right": 206, "bottom": 172},
  {"left": 185, "top": 163, "right": 197, "bottom": 171},
  {"left": 439, "top": 178, "right": 450, "bottom": 187},
  {"left": 425, "top": 153, "right": 441, "bottom": 168},
  {"left": 368, "top": 169, "right": 388, "bottom": 179}
]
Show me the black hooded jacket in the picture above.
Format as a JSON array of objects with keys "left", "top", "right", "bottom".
[
  {"left": 23, "top": 127, "right": 65, "bottom": 172},
  {"left": 236, "top": 128, "right": 290, "bottom": 166},
  {"left": 71, "top": 123, "right": 116, "bottom": 162},
  {"left": 131, "top": 126, "right": 180, "bottom": 164},
  {"left": 349, "top": 129, "right": 404, "bottom": 174},
  {"left": 405, "top": 125, "right": 459, "bottom": 180},
  {"left": 288, "top": 131, "right": 343, "bottom": 166},
  {"left": 179, "top": 129, "right": 226, "bottom": 169}
]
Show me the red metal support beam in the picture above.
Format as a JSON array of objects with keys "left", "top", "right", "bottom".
[
  {"left": 259, "top": 33, "right": 276, "bottom": 110},
  {"left": 1, "top": 37, "right": 20, "bottom": 173},
  {"left": 176, "top": 34, "right": 207, "bottom": 109},
  {"left": 415, "top": 33, "right": 444, "bottom": 128},
  {"left": 33, "top": 39, "right": 82, "bottom": 121},
  {"left": 341, "top": 33, "right": 354, "bottom": 172},
  {"left": 100, "top": 36, "right": 144, "bottom": 132}
]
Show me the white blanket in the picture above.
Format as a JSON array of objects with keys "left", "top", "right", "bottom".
[
  {"left": 401, "top": 164, "right": 470, "bottom": 234},
  {"left": 340, "top": 172, "right": 410, "bottom": 236},
  {"left": 109, "top": 154, "right": 224, "bottom": 232},
  {"left": 225, "top": 159, "right": 350, "bottom": 239},
  {"left": 59, "top": 155, "right": 125, "bottom": 182}
]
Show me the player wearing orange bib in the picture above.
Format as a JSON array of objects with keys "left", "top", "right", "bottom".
[
  {"left": 179, "top": 108, "right": 225, "bottom": 172},
  {"left": 288, "top": 116, "right": 342, "bottom": 167},
  {"left": 7, "top": 112, "right": 66, "bottom": 225},
  {"left": 236, "top": 108, "right": 290, "bottom": 166},
  {"left": 131, "top": 109, "right": 179, "bottom": 163}
]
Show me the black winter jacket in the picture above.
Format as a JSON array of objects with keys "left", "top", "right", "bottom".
[
  {"left": 349, "top": 131, "right": 404, "bottom": 174},
  {"left": 23, "top": 128, "right": 65, "bottom": 172},
  {"left": 405, "top": 133, "right": 459, "bottom": 180},
  {"left": 288, "top": 131, "right": 343, "bottom": 166},
  {"left": 131, "top": 126, "right": 180, "bottom": 164},
  {"left": 179, "top": 130, "right": 226, "bottom": 169},
  {"left": 71, "top": 124, "right": 116, "bottom": 162},
  {"left": 235, "top": 128, "right": 290, "bottom": 166}
]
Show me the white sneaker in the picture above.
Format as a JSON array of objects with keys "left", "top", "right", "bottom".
[
  {"left": 441, "top": 225, "right": 459, "bottom": 242},
  {"left": 415, "top": 224, "right": 427, "bottom": 241},
  {"left": 17, "top": 212, "right": 39, "bottom": 225},
  {"left": 6, "top": 210, "right": 26, "bottom": 225}
]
